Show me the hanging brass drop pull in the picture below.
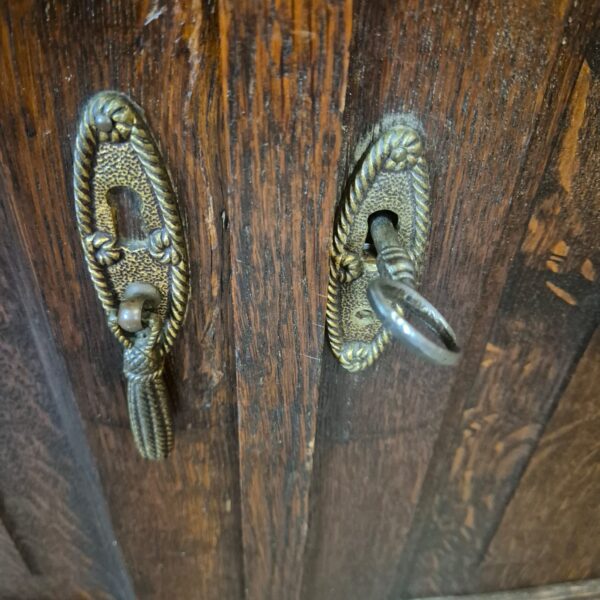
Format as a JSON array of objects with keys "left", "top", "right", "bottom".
[
  {"left": 326, "top": 118, "right": 460, "bottom": 371},
  {"left": 73, "top": 91, "right": 189, "bottom": 459}
]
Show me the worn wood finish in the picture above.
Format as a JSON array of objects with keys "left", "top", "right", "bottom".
[
  {"left": 0, "top": 2, "right": 242, "bottom": 598},
  {"left": 1, "top": 2, "right": 600, "bottom": 598},
  {"left": 402, "top": 44, "right": 600, "bottom": 597},
  {"left": 480, "top": 54, "right": 600, "bottom": 590},
  {"left": 481, "top": 329, "right": 600, "bottom": 588},
  {"left": 0, "top": 214, "right": 132, "bottom": 596},
  {"left": 217, "top": 2, "right": 351, "bottom": 598},
  {"left": 302, "top": 2, "right": 599, "bottom": 599},
  {"left": 0, "top": 523, "right": 31, "bottom": 598},
  {"left": 425, "top": 579, "right": 600, "bottom": 600}
]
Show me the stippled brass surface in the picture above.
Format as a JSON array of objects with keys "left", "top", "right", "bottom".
[
  {"left": 73, "top": 91, "right": 189, "bottom": 459},
  {"left": 326, "top": 118, "right": 431, "bottom": 371}
]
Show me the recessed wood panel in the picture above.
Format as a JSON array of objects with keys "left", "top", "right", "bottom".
[
  {"left": 302, "top": 2, "right": 599, "bottom": 598},
  {"left": 480, "top": 60, "right": 600, "bottom": 587},
  {"left": 403, "top": 46, "right": 600, "bottom": 598},
  {"left": 0, "top": 2, "right": 242, "bottom": 598},
  {"left": 0, "top": 216, "right": 131, "bottom": 596}
]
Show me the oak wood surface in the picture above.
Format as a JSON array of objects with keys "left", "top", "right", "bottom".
[
  {"left": 481, "top": 330, "right": 600, "bottom": 589},
  {"left": 479, "top": 58, "right": 600, "bottom": 591},
  {"left": 217, "top": 1, "right": 351, "bottom": 597},
  {"left": 302, "top": 2, "right": 599, "bottom": 599},
  {"left": 1, "top": 1, "right": 599, "bottom": 599},
  {"left": 0, "top": 201, "right": 133, "bottom": 597},
  {"left": 0, "top": 2, "right": 242, "bottom": 598},
  {"left": 401, "top": 36, "right": 600, "bottom": 598}
]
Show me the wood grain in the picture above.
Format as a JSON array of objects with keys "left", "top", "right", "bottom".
[
  {"left": 1, "top": 2, "right": 599, "bottom": 598},
  {"left": 480, "top": 329, "right": 600, "bottom": 589},
  {"left": 479, "top": 56, "right": 600, "bottom": 590},
  {"left": 402, "top": 42, "right": 600, "bottom": 597},
  {"left": 302, "top": 2, "right": 598, "bottom": 599},
  {"left": 0, "top": 209, "right": 132, "bottom": 596},
  {"left": 425, "top": 578, "right": 600, "bottom": 600},
  {"left": 0, "top": 2, "right": 242, "bottom": 598},
  {"left": 217, "top": 2, "right": 352, "bottom": 597},
  {"left": 0, "top": 521, "right": 36, "bottom": 598}
]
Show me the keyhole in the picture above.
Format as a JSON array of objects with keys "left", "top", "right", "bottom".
[
  {"left": 363, "top": 210, "right": 399, "bottom": 258},
  {"left": 107, "top": 186, "right": 147, "bottom": 246}
]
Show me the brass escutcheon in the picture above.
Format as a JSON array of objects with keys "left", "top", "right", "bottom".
[
  {"left": 327, "top": 116, "right": 460, "bottom": 371},
  {"left": 73, "top": 91, "right": 190, "bottom": 459}
]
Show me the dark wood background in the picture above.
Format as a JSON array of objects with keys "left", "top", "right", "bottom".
[{"left": 0, "top": 1, "right": 598, "bottom": 598}]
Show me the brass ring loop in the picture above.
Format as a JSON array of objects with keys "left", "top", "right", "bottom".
[
  {"left": 367, "top": 278, "right": 461, "bottom": 367},
  {"left": 117, "top": 282, "right": 162, "bottom": 333}
]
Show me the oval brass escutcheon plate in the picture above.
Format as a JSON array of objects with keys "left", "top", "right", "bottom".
[
  {"left": 326, "top": 117, "right": 431, "bottom": 372},
  {"left": 73, "top": 91, "right": 189, "bottom": 459},
  {"left": 73, "top": 90, "right": 189, "bottom": 354}
]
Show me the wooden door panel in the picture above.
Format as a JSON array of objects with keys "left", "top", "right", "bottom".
[
  {"left": 302, "top": 2, "right": 599, "bottom": 599},
  {"left": 0, "top": 2, "right": 241, "bottom": 598},
  {"left": 402, "top": 49, "right": 600, "bottom": 598},
  {"left": 481, "top": 331, "right": 600, "bottom": 589},
  {"left": 0, "top": 211, "right": 131, "bottom": 595},
  {"left": 1, "top": 2, "right": 599, "bottom": 599},
  {"left": 480, "top": 62, "right": 600, "bottom": 588}
]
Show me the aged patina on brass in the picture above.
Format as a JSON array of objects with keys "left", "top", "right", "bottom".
[
  {"left": 327, "top": 118, "right": 460, "bottom": 371},
  {"left": 73, "top": 91, "right": 189, "bottom": 459}
]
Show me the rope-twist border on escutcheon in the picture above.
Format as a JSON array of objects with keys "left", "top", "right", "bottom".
[
  {"left": 326, "top": 126, "right": 430, "bottom": 372},
  {"left": 73, "top": 91, "right": 189, "bottom": 356}
]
